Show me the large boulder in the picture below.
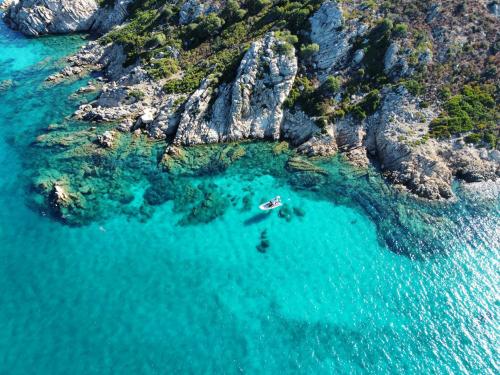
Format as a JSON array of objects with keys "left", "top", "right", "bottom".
[
  {"left": 4, "top": 0, "right": 99, "bottom": 36},
  {"left": 91, "top": 0, "right": 133, "bottom": 34},
  {"left": 281, "top": 109, "right": 319, "bottom": 146},
  {"left": 173, "top": 79, "right": 224, "bottom": 145},
  {"left": 3, "top": 0, "right": 132, "bottom": 36}
]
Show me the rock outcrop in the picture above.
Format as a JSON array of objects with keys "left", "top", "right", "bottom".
[
  {"left": 91, "top": 0, "right": 133, "bottom": 34},
  {"left": 173, "top": 78, "right": 222, "bottom": 145},
  {"left": 9, "top": 0, "right": 497, "bottom": 202},
  {"left": 226, "top": 33, "right": 298, "bottom": 141},
  {"left": 309, "top": 1, "right": 367, "bottom": 80},
  {"left": 4, "top": 0, "right": 98, "bottom": 36},
  {"left": 173, "top": 32, "right": 298, "bottom": 145},
  {"left": 3, "top": 0, "right": 132, "bottom": 36},
  {"left": 179, "top": 0, "right": 224, "bottom": 24},
  {"left": 298, "top": 86, "right": 498, "bottom": 199},
  {"left": 281, "top": 110, "right": 319, "bottom": 146},
  {"left": 365, "top": 87, "right": 499, "bottom": 199}
]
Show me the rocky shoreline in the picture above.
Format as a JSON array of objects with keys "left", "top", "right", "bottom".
[{"left": 2, "top": 0, "right": 499, "bottom": 202}]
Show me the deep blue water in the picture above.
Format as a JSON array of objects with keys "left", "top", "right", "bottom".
[{"left": 0, "top": 14, "right": 499, "bottom": 374}]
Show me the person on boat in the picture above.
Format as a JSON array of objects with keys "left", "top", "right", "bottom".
[{"left": 268, "top": 196, "right": 281, "bottom": 207}]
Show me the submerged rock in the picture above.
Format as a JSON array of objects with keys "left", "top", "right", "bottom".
[
  {"left": 256, "top": 229, "right": 270, "bottom": 253},
  {"left": 96, "top": 130, "right": 117, "bottom": 148},
  {"left": 178, "top": 184, "right": 229, "bottom": 226},
  {"left": 0, "top": 79, "right": 14, "bottom": 92},
  {"left": 286, "top": 157, "right": 329, "bottom": 176}
]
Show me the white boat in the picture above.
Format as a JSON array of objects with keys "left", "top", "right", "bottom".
[{"left": 259, "top": 196, "right": 282, "bottom": 211}]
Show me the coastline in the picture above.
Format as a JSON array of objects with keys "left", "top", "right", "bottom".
[
  {"left": 0, "top": 0, "right": 498, "bottom": 228},
  {"left": 0, "top": 4, "right": 499, "bottom": 373}
]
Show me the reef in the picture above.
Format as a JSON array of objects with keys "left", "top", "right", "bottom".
[{"left": 2, "top": 0, "right": 499, "bottom": 257}]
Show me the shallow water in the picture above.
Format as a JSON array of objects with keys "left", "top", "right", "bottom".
[{"left": 0, "top": 15, "right": 499, "bottom": 375}]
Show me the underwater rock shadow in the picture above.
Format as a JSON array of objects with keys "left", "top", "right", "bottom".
[{"left": 244, "top": 212, "right": 272, "bottom": 226}]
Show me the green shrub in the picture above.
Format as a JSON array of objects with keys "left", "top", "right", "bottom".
[
  {"left": 429, "top": 85, "right": 498, "bottom": 148},
  {"left": 393, "top": 23, "right": 408, "bottom": 38},
  {"left": 147, "top": 58, "right": 180, "bottom": 80},
  {"left": 300, "top": 43, "right": 320, "bottom": 60},
  {"left": 145, "top": 33, "right": 167, "bottom": 49},
  {"left": 221, "top": 0, "right": 246, "bottom": 23},
  {"left": 128, "top": 89, "right": 145, "bottom": 100},
  {"left": 361, "top": 19, "right": 393, "bottom": 78},
  {"left": 350, "top": 90, "right": 381, "bottom": 120},
  {"left": 464, "top": 133, "right": 481, "bottom": 144},
  {"left": 274, "top": 31, "right": 298, "bottom": 56},
  {"left": 321, "top": 76, "right": 341, "bottom": 95},
  {"left": 404, "top": 79, "right": 424, "bottom": 96},
  {"left": 247, "top": 0, "right": 271, "bottom": 16}
]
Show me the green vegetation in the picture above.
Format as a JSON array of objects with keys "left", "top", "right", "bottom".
[
  {"left": 98, "top": 0, "right": 115, "bottom": 8},
  {"left": 429, "top": 85, "right": 498, "bottom": 148},
  {"left": 127, "top": 89, "right": 145, "bottom": 100},
  {"left": 300, "top": 43, "right": 320, "bottom": 60},
  {"left": 96, "top": 0, "right": 496, "bottom": 151},
  {"left": 359, "top": 19, "right": 393, "bottom": 80},
  {"left": 285, "top": 75, "right": 341, "bottom": 119},
  {"left": 99, "top": 0, "right": 323, "bottom": 98},
  {"left": 146, "top": 57, "right": 180, "bottom": 80},
  {"left": 349, "top": 89, "right": 381, "bottom": 120},
  {"left": 393, "top": 23, "right": 408, "bottom": 38}
]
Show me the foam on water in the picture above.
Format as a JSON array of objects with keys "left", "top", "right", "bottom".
[{"left": 0, "top": 16, "right": 498, "bottom": 374}]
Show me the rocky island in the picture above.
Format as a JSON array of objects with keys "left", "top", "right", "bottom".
[{"left": 1, "top": 0, "right": 499, "bottom": 224}]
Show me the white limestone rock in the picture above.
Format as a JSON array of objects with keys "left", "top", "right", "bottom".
[
  {"left": 178, "top": 0, "right": 224, "bottom": 25},
  {"left": 226, "top": 33, "right": 298, "bottom": 141},
  {"left": 91, "top": 0, "right": 133, "bottom": 34},
  {"left": 147, "top": 96, "right": 183, "bottom": 139},
  {"left": 281, "top": 110, "right": 319, "bottom": 146},
  {"left": 96, "top": 130, "right": 117, "bottom": 148},
  {"left": 173, "top": 33, "right": 298, "bottom": 145},
  {"left": 297, "top": 127, "right": 338, "bottom": 157},
  {"left": 173, "top": 79, "right": 223, "bottom": 145},
  {"left": 3, "top": 0, "right": 132, "bottom": 36},
  {"left": 4, "top": 0, "right": 99, "bottom": 36},
  {"left": 309, "top": 1, "right": 367, "bottom": 81}
]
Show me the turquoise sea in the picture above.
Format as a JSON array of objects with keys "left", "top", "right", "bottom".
[{"left": 0, "top": 14, "right": 499, "bottom": 375}]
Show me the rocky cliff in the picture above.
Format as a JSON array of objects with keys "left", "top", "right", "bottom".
[
  {"left": 3, "top": 0, "right": 499, "bottom": 200},
  {"left": 3, "top": 0, "right": 131, "bottom": 35}
]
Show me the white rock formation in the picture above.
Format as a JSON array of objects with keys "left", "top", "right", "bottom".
[
  {"left": 309, "top": 1, "right": 367, "bottom": 80},
  {"left": 365, "top": 87, "right": 498, "bottom": 199},
  {"left": 147, "top": 96, "right": 183, "bottom": 139},
  {"left": 91, "top": 0, "right": 133, "bottom": 34},
  {"left": 178, "top": 0, "right": 224, "bottom": 25},
  {"left": 173, "top": 79, "right": 222, "bottom": 145},
  {"left": 226, "top": 33, "right": 298, "bottom": 141},
  {"left": 4, "top": 0, "right": 99, "bottom": 36},
  {"left": 96, "top": 130, "right": 117, "bottom": 148},
  {"left": 281, "top": 110, "right": 319, "bottom": 146},
  {"left": 3, "top": 0, "right": 132, "bottom": 36},
  {"left": 173, "top": 33, "right": 298, "bottom": 145}
]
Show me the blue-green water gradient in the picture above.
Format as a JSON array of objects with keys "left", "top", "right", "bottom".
[{"left": 0, "top": 16, "right": 498, "bottom": 374}]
